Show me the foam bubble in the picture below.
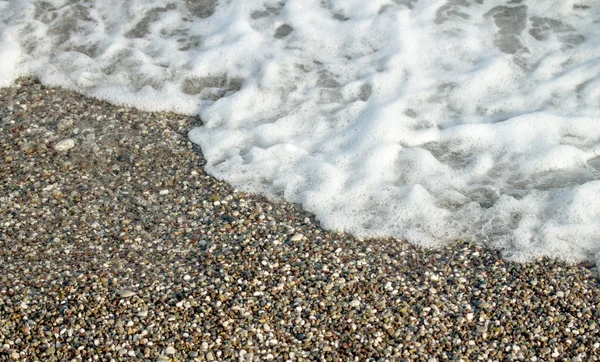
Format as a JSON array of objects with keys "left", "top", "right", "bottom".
[{"left": 2, "top": 0, "right": 600, "bottom": 263}]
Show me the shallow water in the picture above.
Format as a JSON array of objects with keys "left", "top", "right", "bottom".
[{"left": 2, "top": 0, "right": 600, "bottom": 264}]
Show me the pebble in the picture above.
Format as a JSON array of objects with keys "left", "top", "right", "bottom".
[
  {"left": 118, "top": 290, "right": 136, "bottom": 298},
  {"left": 290, "top": 233, "right": 303, "bottom": 241},
  {"left": 165, "top": 346, "right": 176, "bottom": 355},
  {"left": 350, "top": 299, "right": 361, "bottom": 307},
  {"left": 183, "top": 274, "right": 191, "bottom": 281},
  {"left": 53, "top": 138, "right": 75, "bottom": 151}
]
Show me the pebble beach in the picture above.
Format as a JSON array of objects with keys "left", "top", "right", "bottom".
[{"left": 2, "top": 77, "right": 600, "bottom": 361}]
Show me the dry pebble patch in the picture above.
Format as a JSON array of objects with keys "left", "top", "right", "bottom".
[{"left": 1, "top": 78, "right": 600, "bottom": 361}]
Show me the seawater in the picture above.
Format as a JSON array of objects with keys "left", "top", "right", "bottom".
[{"left": 2, "top": 0, "right": 600, "bottom": 264}]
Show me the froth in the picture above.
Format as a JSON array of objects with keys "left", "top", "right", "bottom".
[{"left": 2, "top": 0, "right": 600, "bottom": 264}]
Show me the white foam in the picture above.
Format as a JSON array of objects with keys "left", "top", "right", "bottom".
[{"left": 2, "top": 0, "right": 600, "bottom": 264}]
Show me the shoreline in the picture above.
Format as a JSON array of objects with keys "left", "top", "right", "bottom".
[{"left": 2, "top": 77, "right": 600, "bottom": 361}]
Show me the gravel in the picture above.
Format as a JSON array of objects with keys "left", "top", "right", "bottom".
[{"left": 2, "top": 78, "right": 600, "bottom": 361}]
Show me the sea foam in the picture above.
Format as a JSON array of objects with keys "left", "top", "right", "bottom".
[{"left": 2, "top": 0, "right": 600, "bottom": 264}]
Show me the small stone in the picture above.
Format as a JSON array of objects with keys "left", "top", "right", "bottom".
[
  {"left": 350, "top": 299, "right": 361, "bottom": 307},
  {"left": 556, "top": 291, "right": 565, "bottom": 298},
  {"left": 137, "top": 310, "right": 148, "bottom": 317},
  {"left": 156, "top": 356, "right": 170, "bottom": 362},
  {"left": 165, "top": 346, "right": 176, "bottom": 355},
  {"left": 290, "top": 233, "right": 303, "bottom": 241},
  {"left": 118, "top": 348, "right": 127, "bottom": 356},
  {"left": 159, "top": 189, "right": 169, "bottom": 195},
  {"left": 54, "top": 138, "right": 75, "bottom": 151},
  {"left": 206, "top": 351, "right": 215, "bottom": 361},
  {"left": 11, "top": 352, "right": 19, "bottom": 360},
  {"left": 189, "top": 351, "right": 199, "bottom": 358},
  {"left": 183, "top": 274, "right": 191, "bottom": 281},
  {"left": 118, "top": 290, "right": 136, "bottom": 298}
]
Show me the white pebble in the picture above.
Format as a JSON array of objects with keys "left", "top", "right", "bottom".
[
  {"left": 118, "top": 290, "right": 136, "bottom": 298},
  {"left": 165, "top": 346, "right": 176, "bottom": 355},
  {"left": 350, "top": 299, "right": 361, "bottom": 307},
  {"left": 54, "top": 138, "right": 75, "bottom": 151},
  {"left": 290, "top": 233, "right": 303, "bottom": 241},
  {"left": 159, "top": 189, "right": 169, "bottom": 195},
  {"left": 183, "top": 274, "right": 191, "bottom": 281},
  {"left": 552, "top": 350, "right": 560, "bottom": 358}
]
